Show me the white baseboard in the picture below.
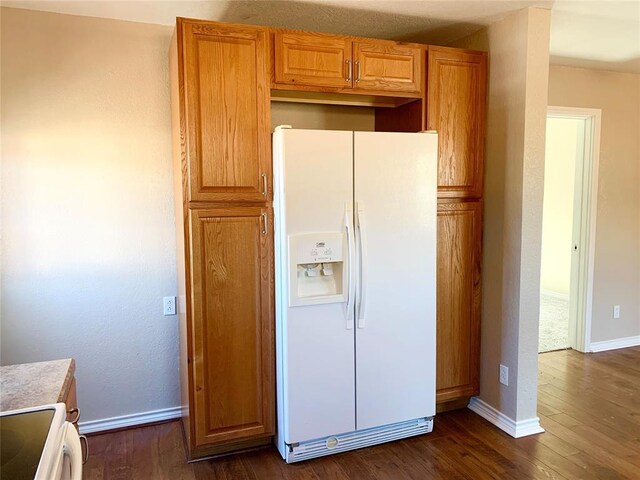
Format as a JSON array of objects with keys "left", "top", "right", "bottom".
[
  {"left": 468, "top": 397, "right": 545, "bottom": 438},
  {"left": 589, "top": 335, "right": 640, "bottom": 353},
  {"left": 78, "top": 406, "right": 181, "bottom": 435},
  {"left": 540, "top": 289, "right": 569, "bottom": 301}
]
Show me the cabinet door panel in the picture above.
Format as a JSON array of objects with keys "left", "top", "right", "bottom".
[
  {"left": 436, "top": 201, "right": 481, "bottom": 403},
  {"left": 274, "top": 32, "right": 352, "bottom": 88},
  {"left": 428, "top": 47, "right": 486, "bottom": 199},
  {"left": 190, "top": 207, "right": 274, "bottom": 447},
  {"left": 183, "top": 22, "right": 270, "bottom": 202},
  {"left": 353, "top": 41, "right": 422, "bottom": 94}
]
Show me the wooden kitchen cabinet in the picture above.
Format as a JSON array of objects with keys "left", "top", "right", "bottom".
[
  {"left": 352, "top": 40, "right": 422, "bottom": 94},
  {"left": 181, "top": 20, "right": 271, "bottom": 203},
  {"left": 274, "top": 32, "right": 352, "bottom": 89},
  {"left": 171, "top": 18, "right": 275, "bottom": 459},
  {"left": 189, "top": 207, "right": 274, "bottom": 449},
  {"left": 273, "top": 32, "right": 423, "bottom": 96},
  {"left": 436, "top": 201, "right": 482, "bottom": 404},
  {"left": 427, "top": 46, "right": 487, "bottom": 199}
]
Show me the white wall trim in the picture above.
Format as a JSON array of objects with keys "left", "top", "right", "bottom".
[
  {"left": 589, "top": 335, "right": 640, "bottom": 353},
  {"left": 540, "top": 289, "right": 569, "bottom": 301},
  {"left": 78, "top": 406, "right": 181, "bottom": 435},
  {"left": 468, "top": 397, "right": 545, "bottom": 438}
]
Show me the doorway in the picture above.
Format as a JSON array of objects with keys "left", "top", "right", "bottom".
[{"left": 539, "top": 107, "right": 601, "bottom": 353}]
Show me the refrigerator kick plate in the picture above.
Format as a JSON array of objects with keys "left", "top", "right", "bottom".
[{"left": 284, "top": 417, "right": 434, "bottom": 463}]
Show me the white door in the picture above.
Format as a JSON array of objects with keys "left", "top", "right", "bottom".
[
  {"left": 275, "top": 128, "right": 356, "bottom": 444},
  {"left": 353, "top": 132, "right": 437, "bottom": 430}
]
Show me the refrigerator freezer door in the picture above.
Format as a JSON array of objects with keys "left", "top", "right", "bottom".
[
  {"left": 353, "top": 132, "right": 437, "bottom": 430},
  {"left": 273, "top": 128, "right": 356, "bottom": 445}
]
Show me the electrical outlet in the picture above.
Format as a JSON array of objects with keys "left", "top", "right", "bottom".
[
  {"left": 613, "top": 305, "right": 620, "bottom": 319},
  {"left": 163, "top": 296, "right": 177, "bottom": 316},
  {"left": 499, "top": 364, "right": 509, "bottom": 386}
]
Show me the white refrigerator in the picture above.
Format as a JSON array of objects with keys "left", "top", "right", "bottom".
[{"left": 273, "top": 127, "right": 437, "bottom": 463}]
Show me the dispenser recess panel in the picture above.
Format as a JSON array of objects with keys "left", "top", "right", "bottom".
[{"left": 288, "top": 232, "right": 346, "bottom": 307}]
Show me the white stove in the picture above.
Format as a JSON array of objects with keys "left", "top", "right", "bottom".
[{"left": 0, "top": 403, "right": 83, "bottom": 480}]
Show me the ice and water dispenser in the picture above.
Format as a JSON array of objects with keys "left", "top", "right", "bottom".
[{"left": 288, "top": 233, "right": 346, "bottom": 306}]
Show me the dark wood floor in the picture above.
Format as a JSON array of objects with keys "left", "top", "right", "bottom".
[{"left": 84, "top": 347, "right": 640, "bottom": 479}]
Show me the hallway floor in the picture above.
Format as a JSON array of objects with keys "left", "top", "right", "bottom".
[{"left": 539, "top": 292, "right": 570, "bottom": 352}]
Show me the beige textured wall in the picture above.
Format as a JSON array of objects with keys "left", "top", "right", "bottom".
[
  {"left": 541, "top": 118, "right": 579, "bottom": 296},
  {"left": 548, "top": 66, "right": 640, "bottom": 343},
  {"left": 1, "top": 8, "right": 178, "bottom": 424},
  {"left": 453, "top": 7, "right": 551, "bottom": 423},
  {"left": 271, "top": 102, "right": 375, "bottom": 131}
]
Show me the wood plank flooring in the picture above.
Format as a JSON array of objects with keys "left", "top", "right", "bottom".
[{"left": 84, "top": 347, "right": 640, "bottom": 479}]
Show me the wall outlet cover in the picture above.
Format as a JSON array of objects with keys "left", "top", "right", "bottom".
[
  {"left": 499, "top": 364, "right": 509, "bottom": 386},
  {"left": 163, "top": 296, "right": 177, "bottom": 316},
  {"left": 613, "top": 305, "right": 620, "bottom": 319}
]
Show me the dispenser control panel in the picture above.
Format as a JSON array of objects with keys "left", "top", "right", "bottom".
[{"left": 296, "top": 236, "right": 343, "bottom": 264}]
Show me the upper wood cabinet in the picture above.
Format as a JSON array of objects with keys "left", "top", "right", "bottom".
[
  {"left": 189, "top": 206, "right": 274, "bottom": 448},
  {"left": 427, "top": 46, "right": 487, "bottom": 199},
  {"left": 274, "top": 32, "right": 352, "bottom": 89},
  {"left": 436, "top": 200, "right": 482, "bottom": 404},
  {"left": 273, "top": 32, "right": 423, "bottom": 96},
  {"left": 180, "top": 20, "right": 271, "bottom": 203},
  {"left": 352, "top": 41, "right": 422, "bottom": 94}
]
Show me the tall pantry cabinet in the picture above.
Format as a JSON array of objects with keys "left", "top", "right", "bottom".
[
  {"left": 171, "top": 19, "right": 275, "bottom": 459},
  {"left": 171, "top": 17, "right": 487, "bottom": 459},
  {"left": 427, "top": 46, "right": 486, "bottom": 408}
]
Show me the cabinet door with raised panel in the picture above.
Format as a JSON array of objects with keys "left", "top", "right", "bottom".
[
  {"left": 428, "top": 46, "right": 486, "bottom": 199},
  {"left": 274, "top": 32, "right": 352, "bottom": 89},
  {"left": 181, "top": 20, "right": 270, "bottom": 203},
  {"left": 436, "top": 201, "right": 481, "bottom": 404},
  {"left": 352, "top": 40, "right": 422, "bottom": 94},
  {"left": 189, "top": 207, "right": 274, "bottom": 448}
]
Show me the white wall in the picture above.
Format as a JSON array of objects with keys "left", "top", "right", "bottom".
[
  {"left": 548, "top": 66, "right": 640, "bottom": 344},
  {"left": 1, "top": 8, "right": 178, "bottom": 423},
  {"left": 453, "top": 7, "right": 551, "bottom": 425},
  {"left": 540, "top": 118, "right": 579, "bottom": 296}
]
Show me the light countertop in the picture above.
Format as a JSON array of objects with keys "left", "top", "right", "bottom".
[{"left": 0, "top": 358, "right": 75, "bottom": 412}]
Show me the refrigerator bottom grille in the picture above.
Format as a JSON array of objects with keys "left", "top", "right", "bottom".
[{"left": 285, "top": 417, "right": 434, "bottom": 463}]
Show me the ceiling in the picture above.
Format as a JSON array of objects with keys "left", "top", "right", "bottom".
[
  {"left": 1, "top": 0, "right": 639, "bottom": 73},
  {"left": 550, "top": 0, "right": 640, "bottom": 73}
]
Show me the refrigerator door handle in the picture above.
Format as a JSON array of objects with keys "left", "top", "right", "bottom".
[
  {"left": 344, "top": 204, "right": 355, "bottom": 329},
  {"left": 356, "top": 203, "right": 368, "bottom": 328}
]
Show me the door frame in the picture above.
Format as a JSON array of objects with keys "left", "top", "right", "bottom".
[{"left": 546, "top": 106, "right": 601, "bottom": 352}]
